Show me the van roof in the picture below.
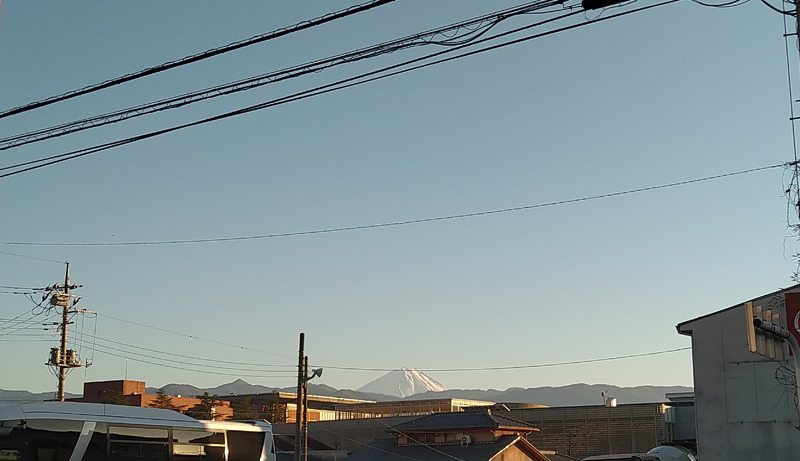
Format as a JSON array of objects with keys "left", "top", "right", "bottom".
[{"left": 0, "top": 402, "right": 271, "bottom": 432}]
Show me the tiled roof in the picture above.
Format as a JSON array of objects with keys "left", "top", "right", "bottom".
[
  {"left": 347, "top": 435, "right": 530, "bottom": 461},
  {"left": 544, "top": 453, "right": 583, "bottom": 461},
  {"left": 272, "top": 434, "right": 332, "bottom": 451},
  {"left": 392, "top": 410, "right": 537, "bottom": 432}
]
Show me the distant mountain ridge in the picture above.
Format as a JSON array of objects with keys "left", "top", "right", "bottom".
[
  {"left": 0, "top": 380, "right": 691, "bottom": 407},
  {"left": 403, "top": 383, "right": 693, "bottom": 407}
]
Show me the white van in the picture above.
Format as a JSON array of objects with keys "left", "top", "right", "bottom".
[{"left": 0, "top": 401, "right": 277, "bottom": 461}]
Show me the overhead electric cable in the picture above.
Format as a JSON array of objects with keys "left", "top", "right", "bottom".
[
  {"left": 0, "top": 312, "right": 59, "bottom": 338},
  {"left": 0, "top": 249, "right": 65, "bottom": 264},
  {"left": 0, "top": 289, "right": 43, "bottom": 295},
  {"left": 0, "top": 161, "right": 785, "bottom": 247},
  {"left": 85, "top": 347, "right": 296, "bottom": 378},
  {"left": 93, "top": 312, "right": 295, "bottom": 360},
  {"left": 758, "top": 0, "right": 796, "bottom": 15},
  {"left": 0, "top": 0, "right": 680, "bottom": 178},
  {"left": 690, "top": 0, "right": 749, "bottom": 7},
  {"left": 91, "top": 335, "right": 294, "bottom": 369},
  {"left": 71, "top": 337, "right": 295, "bottom": 374},
  {"left": 0, "top": 0, "right": 566, "bottom": 150},
  {"left": 0, "top": 0, "right": 396, "bottom": 119},
  {"left": 2, "top": 7, "right": 580, "bottom": 176},
  {"left": 0, "top": 285, "right": 47, "bottom": 291},
  {"left": 318, "top": 347, "right": 692, "bottom": 372}
]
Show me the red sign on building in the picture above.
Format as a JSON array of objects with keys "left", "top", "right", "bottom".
[{"left": 783, "top": 292, "right": 800, "bottom": 354}]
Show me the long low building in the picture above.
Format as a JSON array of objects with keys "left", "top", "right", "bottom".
[{"left": 273, "top": 396, "right": 692, "bottom": 458}]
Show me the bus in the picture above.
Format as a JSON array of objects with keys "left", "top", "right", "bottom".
[{"left": 0, "top": 401, "right": 277, "bottom": 461}]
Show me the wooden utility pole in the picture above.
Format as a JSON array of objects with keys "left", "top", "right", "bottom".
[
  {"left": 57, "top": 262, "right": 70, "bottom": 401},
  {"left": 796, "top": 0, "right": 799, "bottom": 43},
  {"left": 294, "top": 333, "right": 305, "bottom": 461},
  {"left": 302, "top": 355, "right": 309, "bottom": 461},
  {"left": 46, "top": 262, "right": 84, "bottom": 401}
]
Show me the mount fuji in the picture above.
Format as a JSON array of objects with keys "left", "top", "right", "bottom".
[{"left": 357, "top": 368, "right": 446, "bottom": 398}]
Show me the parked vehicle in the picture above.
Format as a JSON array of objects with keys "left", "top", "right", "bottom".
[
  {"left": 581, "top": 444, "right": 697, "bottom": 461},
  {"left": 0, "top": 401, "right": 277, "bottom": 461}
]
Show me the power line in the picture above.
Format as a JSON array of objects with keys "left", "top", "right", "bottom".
[
  {"left": 690, "top": 0, "right": 750, "bottom": 8},
  {"left": 69, "top": 337, "right": 689, "bottom": 381},
  {"left": 0, "top": 0, "right": 679, "bottom": 178},
  {"left": 0, "top": 249, "right": 66, "bottom": 264},
  {"left": 0, "top": 161, "right": 786, "bottom": 247},
  {"left": 94, "top": 313, "right": 296, "bottom": 360},
  {"left": 0, "top": 6, "right": 580, "bottom": 176},
  {"left": 0, "top": 285, "right": 48, "bottom": 291},
  {"left": 71, "top": 337, "right": 296, "bottom": 375},
  {"left": 90, "top": 335, "right": 295, "bottom": 370},
  {"left": 758, "top": 0, "right": 796, "bottom": 15},
  {"left": 0, "top": 311, "right": 60, "bottom": 338},
  {"left": 85, "top": 346, "right": 297, "bottom": 379},
  {"left": 317, "top": 346, "right": 691, "bottom": 372},
  {"left": 30, "top": 309, "right": 690, "bottom": 375},
  {"left": 0, "top": 0, "right": 567, "bottom": 151},
  {"left": 0, "top": 0, "right": 396, "bottom": 119}
]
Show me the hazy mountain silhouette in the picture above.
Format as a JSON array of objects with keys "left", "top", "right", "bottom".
[{"left": 1, "top": 378, "right": 691, "bottom": 407}]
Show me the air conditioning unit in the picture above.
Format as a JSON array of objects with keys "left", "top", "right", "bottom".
[{"left": 460, "top": 435, "right": 471, "bottom": 446}]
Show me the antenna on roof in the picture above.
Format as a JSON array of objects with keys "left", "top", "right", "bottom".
[{"left": 601, "top": 391, "right": 617, "bottom": 408}]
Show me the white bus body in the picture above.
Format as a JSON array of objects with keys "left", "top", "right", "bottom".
[{"left": 0, "top": 402, "right": 277, "bottom": 461}]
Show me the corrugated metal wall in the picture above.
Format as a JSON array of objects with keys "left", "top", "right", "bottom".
[{"left": 511, "top": 403, "right": 665, "bottom": 458}]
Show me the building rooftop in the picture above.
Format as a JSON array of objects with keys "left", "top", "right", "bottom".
[
  {"left": 347, "top": 435, "right": 549, "bottom": 461},
  {"left": 393, "top": 409, "right": 537, "bottom": 433}
]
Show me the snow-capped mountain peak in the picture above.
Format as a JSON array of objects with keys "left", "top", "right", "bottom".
[{"left": 357, "top": 368, "right": 446, "bottom": 398}]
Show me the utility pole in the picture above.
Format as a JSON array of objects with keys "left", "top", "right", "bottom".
[
  {"left": 45, "top": 262, "right": 86, "bottom": 401},
  {"left": 796, "top": 0, "right": 799, "bottom": 47},
  {"left": 302, "top": 356, "right": 309, "bottom": 461},
  {"left": 294, "top": 333, "right": 305, "bottom": 461},
  {"left": 293, "top": 333, "right": 322, "bottom": 461}
]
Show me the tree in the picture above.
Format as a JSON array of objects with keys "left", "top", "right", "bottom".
[
  {"left": 262, "top": 394, "right": 287, "bottom": 423},
  {"left": 149, "top": 388, "right": 178, "bottom": 411},
  {"left": 188, "top": 392, "right": 221, "bottom": 420},
  {"left": 231, "top": 395, "right": 258, "bottom": 420},
  {"left": 101, "top": 390, "right": 130, "bottom": 406}
]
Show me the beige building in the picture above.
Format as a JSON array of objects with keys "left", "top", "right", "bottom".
[{"left": 273, "top": 397, "right": 674, "bottom": 458}]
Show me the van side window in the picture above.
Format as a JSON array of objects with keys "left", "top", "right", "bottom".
[
  {"left": 108, "top": 426, "right": 168, "bottom": 461},
  {"left": 172, "top": 429, "right": 225, "bottom": 461},
  {"left": 26, "top": 420, "right": 83, "bottom": 461},
  {"left": 226, "top": 431, "right": 265, "bottom": 461}
]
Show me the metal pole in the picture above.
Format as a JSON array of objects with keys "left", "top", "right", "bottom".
[
  {"left": 303, "top": 356, "right": 309, "bottom": 461},
  {"left": 294, "top": 333, "right": 304, "bottom": 461},
  {"left": 57, "top": 262, "right": 70, "bottom": 402}
]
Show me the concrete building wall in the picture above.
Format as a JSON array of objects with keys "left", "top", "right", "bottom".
[{"left": 679, "top": 288, "right": 800, "bottom": 460}]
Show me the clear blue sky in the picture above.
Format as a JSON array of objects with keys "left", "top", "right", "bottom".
[{"left": 0, "top": 0, "right": 796, "bottom": 396}]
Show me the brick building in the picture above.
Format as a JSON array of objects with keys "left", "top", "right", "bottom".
[{"left": 68, "top": 379, "right": 233, "bottom": 420}]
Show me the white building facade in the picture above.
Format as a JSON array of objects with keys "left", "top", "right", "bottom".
[{"left": 677, "top": 285, "right": 800, "bottom": 460}]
